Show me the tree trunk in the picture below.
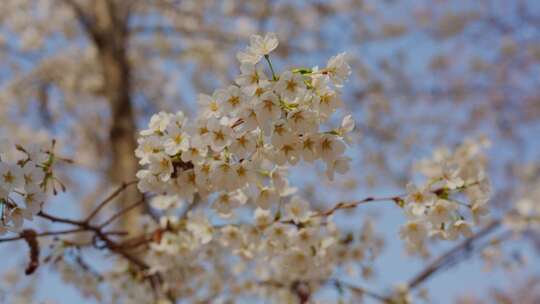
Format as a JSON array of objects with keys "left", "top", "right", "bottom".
[
  {"left": 99, "top": 36, "right": 142, "bottom": 234},
  {"left": 70, "top": 0, "right": 142, "bottom": 233}
]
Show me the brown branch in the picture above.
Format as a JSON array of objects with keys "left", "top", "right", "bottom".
[
  {"left": 276, "top": 194, "right": 404, "bottom": 227},
  {"left": 85, "top": 180, "right": 138, "bottom": 223},
  {"left": 116, "top": 233, "right": 155, "bottom": 250},
  {"left": 331, "top": 280, "right": 391, "bottom": 303},
  {"left": 406, "top": 219, "right": 502, "bottom": 290},
  {"left": 258, "top": 279, "right": 390, "bottom": 303},
  {"left": 38, "top": 211, "right": 88, "bottom": 227},
  {"left": 99, "top": 198, "right": 146, "bottom": 228},
  {"left": 36, "top": 208, "right": 150, "bottom": 271},
  {"left": 313, "top": 195, "right": 404, "bottom": 218},
  {"left": 440, "top": 230, "right": 514, "bottom": 274},
  {"left": 0, "top": 228, "right": 86, "bottom": 243}
]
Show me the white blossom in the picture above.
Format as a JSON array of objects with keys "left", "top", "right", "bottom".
[
  {"left": 400, "top": 220, "right": 427, "bottom": 245},
  {"left": 286, "top": 196, "right": 312, "bottom": 224},
  {"left": 236, "top": 33, "right": 279, "bottom": 64},
  {"left": 235, "top": 63, "right": 269, "bottom": 96},
  {"left": 0, "top": 163, "right": 24, "bottom": 192},
  {"left": 275, "top": 71, "right": 306, "bottom": 101},
  {"left": 163, "top": 124, "right": 190, "bottom": 156},
  {"left": 325, "top": 52, "right": 351, "bottom": 87}
]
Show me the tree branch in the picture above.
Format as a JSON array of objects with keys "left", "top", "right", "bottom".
[
  {"left": 99, "top": 198, "right": 146, "bottom": 228},
  {"left": 331, "top": 279, "right": 391, "bottom": 303},
  {"left": 313, "top": 195, "right": 404, "bottom": 218},
  {"left": 406, "top": 219, "right": 502, "bottom": 290},
  {"left": 85, "top": 180, "right": 138, "bottom": 223},
  {"left": 0, "top": 228, "right": 86, "bottom": 243}
]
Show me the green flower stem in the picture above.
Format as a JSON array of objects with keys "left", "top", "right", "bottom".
[{"left": 264, "top": 55, "right": 278, "bottom": 81}]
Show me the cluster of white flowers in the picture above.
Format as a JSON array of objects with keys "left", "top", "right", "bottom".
[
  {"left": 130, "top": 33, "right": 392, "bottom": 302},
  {"left": 0, "top": 140, "right": 53, "bottom": 234},
  {"left": 135, "top": 33, "right": 354, "bottom": 218},
  {"left": 138, "top": 209, "right": 383, "bottom": 303},
  {"left": 132, "top": 34, "right": 498, "bottom": 302},
  {"left": 399, "top": 138, "right": 492, "bottom": 255}
]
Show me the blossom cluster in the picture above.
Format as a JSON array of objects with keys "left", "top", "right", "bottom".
[
  {"left": 139, "top": 208, "right": 383, "bottom": 303},
  {"left": 0, "top": 140, "right": 54, "bottom": 234},
  {"left": 135, "top": 33, "right": 354, "bottom": 218},
  {"left": 399, "top": 138, "right": 492, "bottom": 255},
  {"left": 130, "top": 33, "right": 386, "bottom": 302},
  {"left": 132, "top": 34, "right": 499, "bottom": 302}
]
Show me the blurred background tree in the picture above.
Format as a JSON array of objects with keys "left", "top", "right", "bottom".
[{"left": 0, "top": 0, "right": 539, "bottom": 303}]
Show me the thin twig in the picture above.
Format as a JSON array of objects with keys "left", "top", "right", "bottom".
[
  {"left": 440, "top": 230, "right": 514, "bottom": 274},
  {"left": 93, "top": 228, "right": 149, "bottom": 269},
  {"left": 258, "top": 279, "right": 390, "bottom": 303},
  {"left": 38, "top": 211, "right": 87, "bottom": 227},
  {"left": 332, "top": 280, "right": 391, "bottom": 303},
  {"left": 313, "top": 195, "right": 404, "bottom": 218},
  {"left": 85, "top": 180, "right": 138, "bottom": 223},
  {"left": 406, "top": 219, "right": 501, "bottom": 290},
  {"left": 37, "top": 210, "right": 148, "bottom": 269},
  {"left": 0, "top": 228, "right": 86, "bottom": 243},
  {"left": 99, "top": 199, "right": 146, "bottom": 228},
  {"left": 116, "top": 234, "right": 155, "bottom": 249}
]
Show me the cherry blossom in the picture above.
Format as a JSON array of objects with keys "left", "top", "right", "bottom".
[{"left": 0, "top": 141, "right": 55, "bottom": 234}]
